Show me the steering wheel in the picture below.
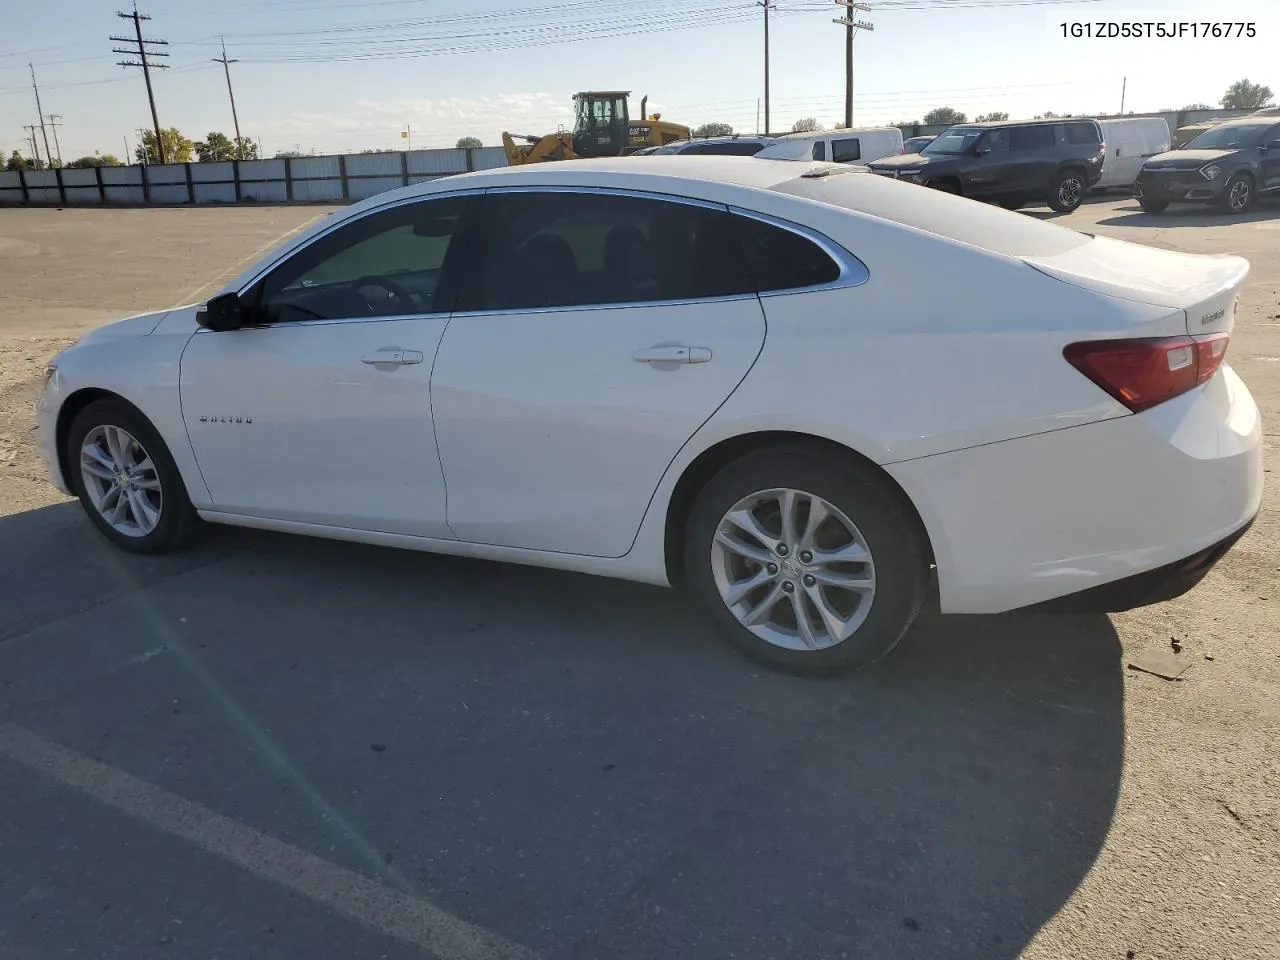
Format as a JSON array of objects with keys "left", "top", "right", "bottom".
[{"left": 353, "top": 275, "right": 416, "bottom": 315}]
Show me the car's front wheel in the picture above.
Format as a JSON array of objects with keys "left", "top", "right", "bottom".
[
  {"left": 67, "top": 399, "right": 201, "bottom": 553},
  {"left": 1219, "top": 173, "right": 1255, "bottom": 214},
  {"left": 682, "top": 448, "right": 928, "bottom": 674},
  {"left": 1047, "top": 169, "right": 1086, "bottom": 212}
]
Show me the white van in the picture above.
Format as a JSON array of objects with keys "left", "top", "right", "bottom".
[
  {"left": 754, "top": 127, "right": 904, "bottom": 165},
  {"left": 1096, "top": 118, "right": 1171, "bottom": 190}
]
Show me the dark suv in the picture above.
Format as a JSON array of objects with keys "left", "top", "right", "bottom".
[
  {"left": 867, "top": 118, "right": 1105, "bottom": 212},
  {"left": 1135, "top": 117, "right": 1280, "bottom": 214}
]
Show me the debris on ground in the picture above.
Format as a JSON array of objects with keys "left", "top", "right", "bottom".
[{"left": 1128, "top": 644, "right": 1195, "bottom": 680}]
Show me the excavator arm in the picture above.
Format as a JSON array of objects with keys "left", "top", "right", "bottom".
[{"left": 501, "top": 131, "right": 577, "bottom": 165}]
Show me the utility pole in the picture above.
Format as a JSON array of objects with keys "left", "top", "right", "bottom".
[
  {"left": 45, "top": 114, "right": 64, "bottom": 166},
  {"left": 1119, "top": 76, "right": 1127, "bottom": 115},
  {"left": 212, "top": 37, "right": 244, "bottom": 159},
  {"left": 29, "top": 64, "right": 54, "bottom": 166},
  {"left": 758, "top": 0, "right": 772, "bottom": 135},
  {"left": 112, "top": 5, "right": 170, "bottom": 163},
  {"left": 123, "top": 135, "right": 132, "bottom": 164},
  {"left": 22, "top": 125, "right": 44, "bottom": 167},
  {"left": 834, "top": 1, "right": 874, "bottom": 129}
]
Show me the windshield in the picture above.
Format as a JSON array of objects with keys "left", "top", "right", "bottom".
[
  {"left": 1185, "top": 123, "right": 1270, "bottom": 150},
  {"left": 922, "top": 125, "right": 985, "bottom": 155}
]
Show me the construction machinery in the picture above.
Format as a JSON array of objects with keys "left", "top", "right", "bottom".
[{"left": 502, "top": 91, "right": 690, "bottom": 165}]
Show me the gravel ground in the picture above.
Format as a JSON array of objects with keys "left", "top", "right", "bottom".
[{"left": 0, "top": 197, "right": 1277, "bottom": 960}]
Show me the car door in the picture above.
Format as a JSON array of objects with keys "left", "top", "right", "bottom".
[
  {"left": 179, "top": 193, "right": 478, "bottom": 537},
  {"left": 430, "top": 188, "right": 767, "bottom": 557},
  {"left": 961, "top": 128, "right": 1012, "bottom": 198},
  {"left": 1008, "top": 123, "right": 1058, "bottom": 195},
  {"left": 1260, "top": 123, "right": 1280, "bottom": 192}
]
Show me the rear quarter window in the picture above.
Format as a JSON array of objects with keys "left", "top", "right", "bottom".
[
  {"left": 831, "top": 138, "right": 861, "bottom": 163},
  {"left": 1064, "top": 121, "right": 1101, "bottom": 144},
  {"left": 732, "top": 214, "right": 842, "bottom": 292}
]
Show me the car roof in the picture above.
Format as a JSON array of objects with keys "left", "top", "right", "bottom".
[
  {"left": 1210, "top": 115, "right": 1279, "bottom": 128},
  {"left": 683, "top": 136, "right": 771, "bottom": 144},
  {"left": 772, "top": 127, "right": 900, "bottom": 141},
  {"left": 945, "top": 117, "right": 1096, "bottom": 129}
]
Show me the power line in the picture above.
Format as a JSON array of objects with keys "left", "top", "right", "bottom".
[{"left": 112, "top": 4, "right": 170, "bottom": 163}]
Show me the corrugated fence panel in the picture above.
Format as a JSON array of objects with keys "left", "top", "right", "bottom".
[
  {"left": 408, "top": 149, "right": 468, "bottom": 175},
  {"left": 147, "top": 164, "right": 187, "bottom": 185},
  {"left": 347, "top": 176, "right": 403, "bottom": 200},
  {"left": 0, "top": 171, "right": 21, "bottom": 189},
  {"left": 23, "top": 169, "right": 58, "bottom": 188},
  {"left": 240, "top": 180, "right": 287, "bottom": 202},
  {"left": 290, "top": 179, "right": 343, "bottom": 202},
  {"left": 408, "top": 174, "right": 448, "bottom": 185},
  {"left": 471, "top": 147, "right": 508, "bottom": 170},
  {"left": 25, "top": 187, "right": 60, "bottom": 202},
  {"left": 101, "top": 165, "right": 143, "bottom": 185},
  {"left": 237, "top": 158, "right": 286, "bottom": 181},
  {"left": 60, "top": 168, "right": 98, "bottom": 187},
  {"left": 149, "top": 184, "right": 190, "bottom": 203},
  {"left": 104, "top": 185, "right": 145, "bottom": 203},
  {"left": 193, "top": 183, "right": 237, "bottom": 203},
  {"left": 0, "top": 189, "right": 24, "bottom": 204},
  {"left": 291, "top": 156, "right": 342, "bottom": 179},
  {"left": 344, "top": 153, "right": 403, "bottom": 177},
  {"left": 64, "top": 186, "right": 102, "bottom": 204},
  {"left": 191, "top": 162, "right": 234, "bottom": 183}
]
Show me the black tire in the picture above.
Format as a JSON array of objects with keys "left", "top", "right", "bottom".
[
  {"left": 682, "top": 447, "right": 928, "bottom": 675},
  {"left": 67, "top": 399, "right": 202, "bottom": 554},
  {"left": 998, "top": 198, "right": 1025, "bottom": 211},
  {"left": 1047, "top": 169, "right": 1087, "bottom": 212},
  {"left": 1138, "top": 195, "right": 1169, "bottom": 213},
  {"left": 1218, "top": 173, "right": 1255, "bottom": 214}
]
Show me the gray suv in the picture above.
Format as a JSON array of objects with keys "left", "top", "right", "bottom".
[
  {"left": 867, "top": 118, "right": 1105, "bottom": 212},
  {"left": 1135, "top": 117, "right": 1280, "bottom": 214}
]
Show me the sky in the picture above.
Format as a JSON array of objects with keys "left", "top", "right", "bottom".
[{"left": 1, "top": 0, "right": 1277, "bottom": 162}]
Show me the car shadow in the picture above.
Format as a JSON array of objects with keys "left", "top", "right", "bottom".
[
  {"left": 1096, "top": 200, "right": 1280, "bottom": 228},
  {"left": 0, "top": 502, "right": 1124, "bottom": 959}
]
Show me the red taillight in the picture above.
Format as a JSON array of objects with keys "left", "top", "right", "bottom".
[{"left": 1063, "top": 333, "right": 1229, "bottom": 413}]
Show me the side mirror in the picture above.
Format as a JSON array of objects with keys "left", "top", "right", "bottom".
[
  {"left": 196, "top": 292, "right": 246, "bottom": 332},
  {"left": 974, "top": 146, "right": 991, "bottom": 156}
]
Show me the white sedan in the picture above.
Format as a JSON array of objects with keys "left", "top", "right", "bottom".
[{"left": 38, "top": 157, "right": 1262, "bottom": 673}]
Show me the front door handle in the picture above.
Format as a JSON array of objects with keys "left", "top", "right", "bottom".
[
  {"left": 632, "top": 345, "right": 712, "bottom": 365},
  {"left": 361, "top": 348, "right": 424, "bottom": 366}
]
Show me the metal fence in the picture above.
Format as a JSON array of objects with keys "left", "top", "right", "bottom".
[{"left": 0, "top": 146, "right": 508, "bottom": 206}]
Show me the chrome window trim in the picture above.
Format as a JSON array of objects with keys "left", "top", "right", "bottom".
[
  {"left": 728, "top": 206, "right": 870, "bottom": 295},
  {"left": 480, "top": 183, "right": 728, "bottom": 212},
  {"left": 449, "top": 293, "right": 758, "bottom": 320},
  {"left": 233, "top": 187, "right": 487, "bottom": 299}
]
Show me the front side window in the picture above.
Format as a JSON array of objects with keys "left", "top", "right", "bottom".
[
  {"left": 812, "top": 141, "right": 827, "bottom": 161},
  {"left": 462, "top": 192, "right": 753, "bottom": 312},
  {"left": 252, "top": 197, "right": 469, "bottom": 323},
  {"left": 831, "top": 138, "right": 861, "bottom": 163},
  {"left": 1011, "top": 125, "right": 1056, "bottom": 151},
  {"left": 978, "top": 129, "right": 1011, "bottom": 154},
  {"left": 732, "top": 214, "right": 842, "bottom": 292}
]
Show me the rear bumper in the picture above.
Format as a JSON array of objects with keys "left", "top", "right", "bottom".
[
  {"left": 886, "top": 365, "right": 1263, "bottom": 614},
  {"left": 1023, "top": 516, "right": 1254, "bottom": 612}
]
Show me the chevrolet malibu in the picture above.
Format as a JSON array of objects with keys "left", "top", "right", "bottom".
[{"left": 38, "top": 157, "right": 1262, "bottom": 673}]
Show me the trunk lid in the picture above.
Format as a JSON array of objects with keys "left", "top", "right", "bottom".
[{"left": 1022, "top": 235, "right": 1247, "bottom": 335}]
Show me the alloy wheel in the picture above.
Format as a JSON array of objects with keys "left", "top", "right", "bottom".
[
  {"left": 1229, "top": 180, "right": 1250, "bottom": 211},
  {"left": 79, "top": 424, "right": 163, "bottom": 537},
  {"left": 711, "top": 488, "right": 876, "bottom": 651},
  {"left": 1058, "top": 177, "right": 1083, "bottom": 208}
]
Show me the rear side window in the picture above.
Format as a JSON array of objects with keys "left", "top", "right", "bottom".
[
  {"left": 684, "top": 141, "right": 765, "bottom": 156},
  {"left": 460, "top": 192, "right": 754, "bottom": 311},
  {"left": 733, "top": 214, "right": 841, "bottom": 292},
  {"left": 811, "top": 141, "right": 827, "bottom": 161},
  {"left": 1011, "top": 125, "right": 1055, "bottom": 151},
  {"left": 831, "top": 138, "right": 861, "bottom": 163},
  {"left": 1064, "top": 121, "right": 1101, "bottom": 144}
]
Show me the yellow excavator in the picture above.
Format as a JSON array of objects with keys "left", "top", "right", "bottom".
[{"left": 502, "top": 91, "right": 690, "bottom": 165}]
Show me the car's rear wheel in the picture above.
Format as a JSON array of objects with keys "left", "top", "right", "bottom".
[
  {"left": 1219, "top": 173, "right": 1255, "bottom": 214},
  {"left": 682, "top": 449, "right": 927, "bottom": 674},
  {"left": 67, "top": 399, "right": 201, "bottom": 553},
  {"left": 1138, "top": 195, "right": 1169, "bottom": 213},
  {"left": 1047, "top": 169, "right": 1086, "bottom": 212}
]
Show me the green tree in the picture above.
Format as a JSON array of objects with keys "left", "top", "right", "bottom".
[
  {"left": 791, "top": 117, "right": 824, "bottom": 133},
  {"left": 195, "top": 132, "right": 235, "bottom": 162},
  {"left": 66, "top": 155, "right": 121, "bottom": 168},
  {"left": 923, "top": 107, "right": 966, "bottom": 125},
  {"left": 6, "top": 150, "right": 30, "bottom": 171},
  {"left": 455, "top": 136, "right": 483, "bottom": 149},
  {"left": 134, "top": 127, "right": 194, "bottom": 164},
  {"left": 1220, "top": 79, "right": 1274, "bottom": 110},
  {"left": 691, "top": 122, "right": 733, "bottom": 138},
  {"left": 974, "top": 111, "right": 1009, "bottom": 122}
]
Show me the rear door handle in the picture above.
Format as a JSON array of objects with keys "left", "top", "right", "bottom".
[
  {"left": 361, "top": 348, "right": 424, "bottom": 366},
  {"left": 632, "top": 345, "right": 712, "bottom": 365}
]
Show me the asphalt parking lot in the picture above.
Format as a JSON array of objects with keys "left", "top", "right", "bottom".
[{"left": 1, "top": 195, "right": 1277, "bottom": 960}]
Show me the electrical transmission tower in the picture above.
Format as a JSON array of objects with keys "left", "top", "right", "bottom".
[{"left": 112, "top": 5, "right": 170, "bottom": 163}]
